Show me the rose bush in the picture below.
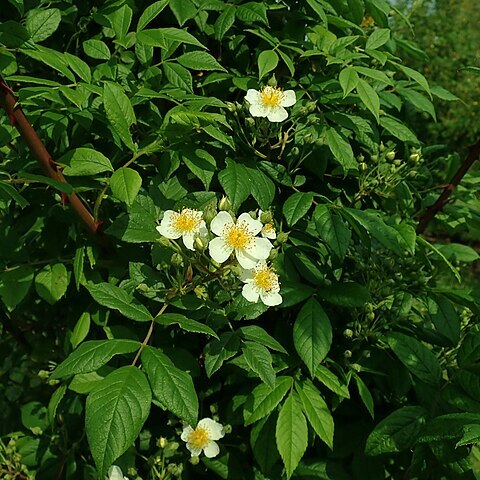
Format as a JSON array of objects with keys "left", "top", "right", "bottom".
[{"left": 1, "top": 0, "right": 480, "bottom": 479}]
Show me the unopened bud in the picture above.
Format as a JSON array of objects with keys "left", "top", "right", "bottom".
[
  {"left": 167, "top": 464, "right": 178, "bottom": 474},
  {"left": 306, "top": 101, "right": 316, "bottom": 113},
  {"left": 209, "top": 404, "right": 218, "bottom": 414},
  {"left": 224, "top": 424, "right": 232, "bottom": 434},
  {"left": 260, "top": 210, "right": 273, "bottom": 224},
  {"left": 190, "top": 455, "right": 200, "bottom": 465},
  {"left": 291, "top": 146, "right": 300, "bottom": 157},
  {"left": 157, "top": 437, "right": 168, "bottom": 449},
  {"left": 409, "top": 153, "right": 420, "bottom": 162},
  {"left": 48, "top": 379, "right": 60, "bottom": 386},
  {"left": 268, "top": 248, "right": 279, "bottom": 260},
  {"left": 203, "top": 204, "right": 217, "bottom": 224},
  {"left": 393, "top": 159, "right": 402, "bottom": 166},
  {"left": 379, "top": 142, "right": 385, "bottom": 152},
  {"left": 157, "top": 235, "right": 172, "bottom": 247},
  {"left": 351, "top": 363, "right": 362, "bottom": 372},
  {"left": 357, "top": 154, "right": 365, "bottom": 162},
  {"left": 226, "top": 101, "right": 236, "bottom": 112},
  {"left": 171, "top": 253, "right": 183, "bottom": 267},
  {"left": 370, "top": 154, "right": 378, "bottom": 163},
  {"left": 194, "top": 236, "right": 206, "bottom": 252},
  {"left": 38, "top": 370, "right": 49, "bottom": 379},
  {"left": 276, "top": 232, "right": 289, "bottom": 244},
  {"left": 245, "top": 117, "right": 255, "bottom": 127},
  {"left": 344, "top": 350, "right": 352, "bottom": 359},
  {"left": 359, "top": 162, "right": 367, "bottom": 172},
  {"left": 343, "top": 328, "right": 354, "bottom": 339},
  {"left": 219, "top": 196, "right": 231, "bottom": 212},
  {"left": 386, "top": 151, "right": 396, "bottom": 161}
]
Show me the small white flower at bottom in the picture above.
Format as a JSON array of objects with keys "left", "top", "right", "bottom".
[
  {"left": 241, "top": 261, "right": 282, "bottom": 306},
  {"left": 245, "top": 86, "right": 296, "bottom": 122},
  {"left": 107, "top": 465, "right": 128, "bottom": 480},
  {"left": 156, "top": 208, "right": 207, "bottom": 251},
  {"left": 181, "top": 418, "right": 225, "bottom": 458}
]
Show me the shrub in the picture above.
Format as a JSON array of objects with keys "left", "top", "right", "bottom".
[{"left": 1, "top": 1, "right": 480, "bottom": 479}]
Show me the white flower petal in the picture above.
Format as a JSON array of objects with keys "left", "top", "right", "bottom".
[
  {"left": 237, "top": 212, "right": 262, "bottom": 236},
  {"left": 236, "top": 248, "right": 259, "bottom": 269},
  {"left": 210, "top": 211, "right": 234, "bottom": 236},
  {"left": 245, "top": 89, "right": 260, "bottom": 104},
  {"left": 242, "top": 283, "right": 260, "bottom": 303},
  {"left": 156, "top": 224, "right": 181, "bottom": 240},
  {"left": 262, "top": 228, "right": 276, "bottom": 240},
  {"left": 260, "top": 291, "right": 283, "bottom": 306},
  {"left": 186, "top": 444, "right": 202, "bottom": 457},
  {"left": 107, "top": 466, "right": 125, "bottom": 480},
  {"left": 246, "top": 237, "right": 273, "bottom": 261},
  {"left": 182, "top": 233, "right": 195, "bottom": 251},
  {"left": 181, "top": 425, "right": 194, "bottom": 442},
  {"left": 197, "top": 418, "right": 225, "bottom": 440},
  {"left": 199, "top": 220, "right": 208, "bottom": 238},
  {"left": 162, "top": 210, "right": 177, "bottom": 222},
  {"left": 209, "top": 237, "right": 233, "bottom": 264},
  {"left": 281, "top": 90, "right": 297, "bottom": 107},
  {"left": 249, "top": 102, "right": 269, "bottom": 118},
  {"left": 267, "top": 106, "right": 288, "bottom": 122},
  {"left": 203, "top": 441, "right": 220, "bottom": 458},
  {"left": 239, "top": 268, "right": 254, "bottom": 283}
]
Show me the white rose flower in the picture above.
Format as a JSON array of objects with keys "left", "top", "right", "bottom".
[
  {"left": 181, "top": 418, "right": 225, "bottom": 458},
  {"left": 107, "top": 465, "right": 128, "bottom": 480},
  {"left": 156, "top": 208, "right": 207, "bottom": 251},
  {"left": 208, "top": 211, "right": 273, "bottom": 269},
  {"left": 245, "top": 86, "right": 296, "bottom": 122},
  {"left": 240, "top": 261, "right": 282, "bottom": 306}
]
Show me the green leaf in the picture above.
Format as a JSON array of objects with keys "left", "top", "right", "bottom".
[
  {"left": 387, "top": 332, "right": 442, "bottom": 386},
  {"left": 429, "top": 296, "right": 461, "bottom": 346},
  {"left": 418, "top": 413, "right": 480, "bottom": 443},
  {"left": 243, "top": 341, "right": 276, "bottom": 389},
  {"left": 365, "top": 28, "right": 390, "bottom": 50},
  {"left": 155, "top": 313, "right": 218, "bottom": 339},
  {"left": 181, "top": 148, "right": 216, "bottom": 189},
  {"left": 137, "top": 28, "right": 206, "bottom": 50},
  {"left": 35, "top": 263, "right": 69, "bottom": 305},
  {"left": 205, "top": 333, "right": 241, "bottom": 377},
  {"left": 251, "top": 414, "right": 280, "bottom": 473},
  {"left": 354, "top": 66, "right": 393, "bottom": 85},
  {"left": 163, "top": 62, "right": 193, "bottom": 92},
  {"left": 48, "top": 384, "right": 67, "bottom": 425},
  {"left": 244, "top": 376, "right": 293, "bottom": 426},
  {"left": 293, "top": 298, "right": 332, "bottom": 377},
  {"left": 239, "top": 326, "right": 287, "bottom": 354},
  {"left": 0, "top": 21, "right": 29, "bottom": 48},
  {"left": 365, "top": 406, "right": 428, "bottom": 456},
  {"left": 283, "top": 192, "right": 314, "bottom": 227},
  {"left": 86, "top": 283, "right": 153, "bottom": 322},
  {"left": 314, "top": 205, "right": 351, "bottom": 262},
  {"left": 0, "top": 181, "right": 29, "bottom": 207},
  {"left": 60, "top": 148, "right": 113, "bottom": 176},
  {"left": 86, "top": 366, "right": 151, "bottom": 477},
  {"left": 26, "top": 8, "right": 61, "bottom": 43},
  {"left": 214, "top": 5, "right": 236, "bottom": 40},
  {"left": 356, "top": 79, "right": 380, "bottom": 121},
  {"left": 316, "top": 365, "right": 350, "bottom": 398},
  {"left": 248, "top": 167, "right": 276, "bottom": 211},
  {"left": 353, "top": 373, "right": 374, "bottom": 418},
  {"left": 51, "top": 339, "right": 140, "bottom": 379},
  {"left": 0, "top": 265, "right": 34, "bottom": 311},
  {"left": 325, "top": 128, "right": 358, "bottom": 172},
  {"left": 110, "top": 168, "right": 142, "bottom": 206},
  {"left": 218, "top": 160, "right": 251, "bottom": 210},
  {"left": 397, "top": 87, "right": 436, "bottom": 120},
  {"left": 20, "top": 46, "right": 75, "bottom": 82},
  {"left": 70, "top": 312, "right": 91, "bottom": 349},
  {"left": 430, "top": 85, "right": 460, "bottom": 102},
  {"left": 296, "top": 380, "right": 334, "bottom": 448},
  {"left": 83, "top": 39, "right": 111, "bottom": 60},
  {"left": 276, "top": 393, "right": 308, "bottom": 479},
  {"left": 137, "top": 0, "right": 169, "bottom": 31},
  {"left": 397, "top": 64, "right": 431, "bottom": 98},
  {"left": 107, "top": 4, "right": 132, "bottom": 39},
  {"left": 258, "top": 50, "right": 279, "bottom": 79},
  {"left": 339, "top": 67, "right": 359, "bottom": 98},
  {"left": 305, "top": 0, "right": 327, "bottom": 23},
  {"left": 380, "top": 116, "right": 419, "bottom": 144},
  {"left": 236, "top": 3, "right": 268, "bottom": 25},
  {"left": 64, "top": 52, "right": 91, "bottom": 83},
  {"left": 169, "top": 0, "right": 197, "bottom": 26},
  {"left": 142, "top": 346, "right": 198, "bottom": 426},
  {"left": 103, "top": 82, "right": 136, "bottom": 151},
  {"left": 178, "top": 51, "right": 226, "bottom": 71},
  {"left": 319, "top": 282, "right": 371, "bottom": 307}
]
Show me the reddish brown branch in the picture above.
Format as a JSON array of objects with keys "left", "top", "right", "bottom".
[
  {"left": 416, "top": 140, "right": 480, "bottom": 234},
  {"left": 0, "top": 76, "right": 108, "bottom": 245}
]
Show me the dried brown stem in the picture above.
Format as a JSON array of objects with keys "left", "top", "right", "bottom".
[
  {"left": 416, "top": 140, "right": 480, "bottom": 234},
  {"left": 0, "top": 76, "right": 108, "bottom": 245}
]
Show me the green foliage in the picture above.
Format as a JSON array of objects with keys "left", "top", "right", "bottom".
[{"left": 1, "top": 1, "right": 480, "bottom": 480}]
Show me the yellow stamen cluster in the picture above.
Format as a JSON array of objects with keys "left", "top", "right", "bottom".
[
  {"left": 187, "top": 426, "right": 210, "bottom": 449},
  {"left": 224, "top": 222, "right": 253, "bottom": 249},
  {"left": 253, "top": 265, "right": 279, "bottom": 292},
  {"left": 171, "top": 209, "right": 201, "bottom": 233},
  {"left": 259, "top": 86, "right": 285, "bottom": 108},
  {"left": 263, "top": 223, "right": 275, "bottom": 235}
]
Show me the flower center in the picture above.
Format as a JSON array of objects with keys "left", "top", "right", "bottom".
[
  {"left": 263, "top": 223, "right": 275, "bottom": 235},
  {"left": 224, "top": 222, "right": 253, "bottom": 249},
  {"left": 188, "top": 426, "right": 210, "bottom": 450},
  {"left": 171, "top": 209, "right": 201, "bottom": 234},
  {"left": 260, "top": 86, "right": 284, "bottom": 108},
  {"left": 253, "top": 265, "right": 279, "bottom": 292}
]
